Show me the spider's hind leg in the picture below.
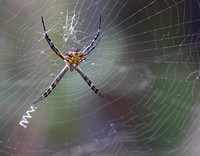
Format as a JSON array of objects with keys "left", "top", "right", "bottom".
[
  {"left": 33, "top": 65, "right": 69, "bottom": 104},
  {"left": 74, "top": 65, "right": 103, "bottom": 98}
]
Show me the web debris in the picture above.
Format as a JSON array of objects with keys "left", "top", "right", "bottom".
[{"left": 63, "top": 10, "right": 78, "bottom": 42}]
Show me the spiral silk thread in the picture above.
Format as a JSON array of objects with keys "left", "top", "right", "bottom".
[{"left": 19, "top": 106, "right": 37, "bottom": 128}]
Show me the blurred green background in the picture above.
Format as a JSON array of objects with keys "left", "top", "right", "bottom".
[{"left": 0, "top": 0, "right": 200, "bottom": 155}]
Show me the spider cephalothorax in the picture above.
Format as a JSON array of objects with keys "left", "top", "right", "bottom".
[
  {"left": 33, "top": 15, "right": 102, "bottom": 104},
  {"left": 64, "top": 47, "right": 86, "bottom": 65}
]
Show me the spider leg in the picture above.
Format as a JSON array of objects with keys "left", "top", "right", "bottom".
[
  {"left": 33, "top": 65, "right": 69, "bottom": 104},
  {"left": 74, "top": 65, "right": 103, "bottom": 98},
  {"left": 82, "top": 14, "right": 101, "bottom": 56},
  {"left": 84, "top": 37, "right": 101, "bottom": 56},
  {"left": 41, "top": 16, "right": 65, "bottom": 60}
]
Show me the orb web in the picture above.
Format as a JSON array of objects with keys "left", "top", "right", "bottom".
[{"left": 0, "top": 0, "right": 200, "bottom": 155}]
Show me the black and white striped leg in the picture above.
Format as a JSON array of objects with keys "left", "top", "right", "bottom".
[
  {"left": 33, "top": 65, "right": 69, "bottom": 104},
  {"left": 41, "top": 16, "right": 65, "bottom": 60},
  {"left": 75, "top": 66, "right": 103, "bottom": 98},
  {"left": 83, "top": 14, "right": 101, "bottom": 56},
  {"left": 84, "top": 37, "right": 101, "bottom": 56}
]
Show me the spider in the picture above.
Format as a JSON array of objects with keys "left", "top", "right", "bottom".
[{"left": 33, "top": 15, "right": 103, "bottom": 104}]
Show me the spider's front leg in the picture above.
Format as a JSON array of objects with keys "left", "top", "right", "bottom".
[
  {"left": 33, "top": 65, "right": 69, "bottom": 104},
  {"left": 82, "top": 14, "right": 101, "bottom": 56},
  {"left": 41, "top": 16, "right": 65, "bottom": 60},
  {"left": 74, "top": 65, "right": 103, "bottom": 98}
]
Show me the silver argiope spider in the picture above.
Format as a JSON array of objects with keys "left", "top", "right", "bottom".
[{"left": 33, "top": 15, "right": 103, "bottom": 104}]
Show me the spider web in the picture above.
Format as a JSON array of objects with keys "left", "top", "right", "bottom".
[{"left": 0, "top": 0, "right": 200, "bottom": 155}]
